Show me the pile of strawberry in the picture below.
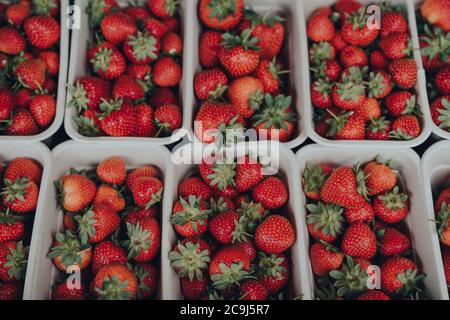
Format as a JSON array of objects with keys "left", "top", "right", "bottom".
[
  {"left": 0, "top": 157, "right": 43, "bottom": 300},
  {"left": 416, "top": 0, "right": 450, "bottom": 132},
  {"left": 0, "top": 0, "right": 61, "bottom": 136},
  {"left": 303, "top": 159, "right": 426, "bottom": 300},
  {"left": 169, "top": 156, "right": 295, "bottom": 300},
  {"left": 308, "top": 0, "right": 422, "bottom": 141},
  {"left": 193, "top": 0, "right": 297, "bottom": 144},
  {"left": 70, "top": 0, "right": 183, "bottom": 138},
  {"left": 431, "top": 186, "right": 450, "bottom": 292},
  {"left": 48, "top": 157, "right": 163, "bottom": 300}
]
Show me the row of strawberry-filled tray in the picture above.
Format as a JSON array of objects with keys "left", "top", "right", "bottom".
[
  {"left": 1, "top": 0, "right": 449, "bottom": 148},
  {"left": 0, "top": 140, "right": 448, "bottom": 300}
]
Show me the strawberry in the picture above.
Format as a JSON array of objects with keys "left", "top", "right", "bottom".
[
  {"left": 209, "top": 210, "right": 247, "bottom": 245},
  {"left": 112, "top": 75, "right": 145, "bottom": 100},
  {"left": 131, "top": 176, "right": 164, "bottom": 209},
  {"left": 0, "top": 89, "right": 16, "bottom": 122},
  {"left": 169, "top": 237, "right": 211, "bottom": 280},
  {"left": 380, "top": 32, "right": 411, "bottom": 60},
  {"left": 162, "top": 32, "right": 183, "bottom": 55},
  {"left": 2, "top": 178, "right": 38, "bottom": 213},
  {"left": 354, "top": 98, "right": 381, "bottom": 122},
  {"left": 377, "top": 227, "right": 411, "bottom": 257},
  {"left": 311, "top": 60, "right": 342, "bottom": 83},
  {"left": 435, "top": 187, "right": 450, "bottom": 212},
  {"left": 431, "top": 97, "right": 450, "bottom": 131},
  {"left": 133, "top": 263, "right": 159, "bottom": 299},
  {"left": 148, "top": 87, "right": 178, "bottom": 107},
  {"left": 303, "top": 163, "right": 332, "bottom": 200},
  {"left": 94, "top": 263, "right": 138, "bottom": 300},
  {"left": 380, "top": 11, "right": 408, "bottom": 38},
  {"left": 236, "top": 200, "right": 266, "bottom": 232},
  {"left": 91, "top": 240, "right": 127, "bottom": 274},
  {"left": 309, "top": 242, "right": 343, "bottom": 277},
  {"left": 366, "top": 117, "right": 391, "bottom": 141},
  {"left": 390, "top": 115, "right": 420, "bottom": 140},
  {"left": 374, "top": 186, "right": 409, "bottom": 224},
  {"left": 15, "top": 59, "right": 47, "bottom": 90},
  {"left": 86, "top": 0, "right": 119, "bottom": 27},
  {"left": 334, "top": 0, "right": 362, "bottom": 18},
  {"left": 144, "top": 17, "right": 169, "bottom": 39},
  {"left": 435, "top": 200, "right": 450, "bottom": 244},
  {"left": 307, "top": 13, "right": 335, "bottom": 42},
  {"left": 126, "top": 64, "right": 152, "bottom": 81},
  {"left": 340, "top": 46, "right": 368, "bottom": 69},
  {"left": 257, "top": 253, "right": 289, "bottom": 294},
  {"left": 89, "top": 42, "right": 126, "bottom": 80},
  {"left": 219, "top": 29, "right": 261, "bottom": 77},
  {"left": 311, "top": 79, "right": 333, "bottom": 109},
  {"left": 126, "top": 166, "right": 160, "bottom": 190},
  {"left": 181, "top": 275, "right": 208, "bottom": 300},
  {"left": 380, "top": 257, "right": 425, "bottom": 296},
  {"left": 364, "top": 160, "right": 397, "bottom": 195},
  {"left": 48, "top": 231, "right": 92, "bottom": 272},
  {"left": 93, "top": 184, "right": 126, "bottom": 212},
  {"left": 367, "top": 71, "right": 392, "bottom": 99},
  {"left": 306, "top": 202, "right": 345, "bottom": 243},
  {"left": 326, "top": 112, "right": 365, "bottom": 140},
  {"left": 240, "top": 279, "right": 268, "bottom": 300},
  {"left": 52, "top": 283, "right": 85, "bottom": 300},
  {"left": 386, "top": 91, "right": 417, "bottom": 117},
  {"left": 209, "top": 245, "right": 251, "bottom": 289},
  {"left": 199, "top": 161, "right": 238, "bottom": 199},
  {"left": 341, "top": 8, "right": 379, "bottom": 47},
  {"left": 24, "top": 15, "right": 60, "bottom": 49},
  {"left": 153, "top": 57, "right": 181, "bottom": 87},
  {"left": 98, "top": 99, "right": 137, "bottom": 137},
  {"left": 442, "top": 247, "right": 450, "bottom": 286},
  {"left": 101, "top": 12, "right": 137, "bottom": 45},
  {"left": 199, "top": 31, "right": 222, "bottom": 68},
  {"left": 171, "top": 196, "right": 210, "bottom": 238},
  {"left": 32, "top": 0, "right": 60, "bottom": 17},
  {"left": 227, "top": 76, "right": 264, "bottom": 118},
  {"left": 370, "top": 50, "right": 389, "bottom": 70},
  {"left": 123, "top": 31, "right": 160, "bottom": 65},
  {"left": 345, "top": 200, "right": 374, "bottom": 224},
  {"left": 329, "top": 256, "right": 371, "bottom": 298},
  {"left": 3, "top": 158, "right": 41, "bottom": 186},
  {"left": 178, "top": 177, "right": 212, "bottom": 200},
  {"left": 421, "top": 0, "right": 450, "bottom": 32},
  {"left": 356, "top": 290, "right": 391, "bottom": 300},
  {"left": 57, "top": 174, "right": 97, "bottom": 212},
  {"left": 0, "top": 281, "right": 23, "bottom": 300},
  {"left": 388, "top": 58, "right": 417, "bottom": 89},
  {"left": 341, "top": 223, "right": 377, "bottom": 260},
  {"left": 252, "top": 177, "right": 288, "bottom": 211},
  {"left": 332, "top": 82, "right": 365, "bottom": 110},
  {"left": 147, "top": 0, "right": 178, "bottom": 18},
  {"left": 161, "top": 16, "right": 179, "bottom": 32},
  {"left": 135, "top": 103, "right": 157, "bottom": 137},
  {"left": 198, "top": 0, "right": 244, "bottom": 31},
  {"left": 125, "top": 6, "right": 152, "bottom": 22},
  {"left": 235, "top": 156, "right": 263, "bottom": 193},
  {"left": 70, "top": 76, "right": 111, "bottom": 111},
  {"left": 331, "top": 31, "right": 348, "bottom": 53},
  {"left": 309, "top": 42, "right": 336, "bottom": 63},
  {"left": 124, "top": 206, "right": 159, "bottom": 226},
  {"left": 0, "top": 27, "right": 26, "bottom": 55},
  {"left": 320, "top": 166, "right": 365, "bottom": 209},
  {"left": 5, "top": 109, "right": 39, "bottom": 136},
  {"left": 76, "top": 205, "right": 120, "bottom": 244},
  {"left": 194, "top": 68, "right": 229, "bottom": 101},
  {"left": 15, "top": 88, "right": 33, "bottom": 109},
  {"left": 255, "top": 215, "right": 294, "bottom": 254},
  {"left": 154, "top": 104, "right": 182, "bottom": 136},
  {"left": 73, "top": 109, "right": 102, "bottom": 136},
  {"left": 0, "top": 241, "right": 27, "bottom": 282},
  {"left": 0, "top": 211, "right": 25, "bottom": 243},
  {"left": 125, "top": 217, "right": 161, "bottom": 262},
  {"left": 29, "top": 94, "right": 56, "bottom": 128},
  {"left": 5, "top": 1, "right": 31, "bottom": 26},
  {"left": 435, "top": 66, "right": 450, "bottom": 95}
]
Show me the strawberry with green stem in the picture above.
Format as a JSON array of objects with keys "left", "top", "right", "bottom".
[
  {"left": 366, "top": 71, "right": 392, "bottom": 99},
  {"left": 199, "top": 160, "right": 237, "bottom": 199},
  {"left": 326, "top": 111, "right": 365, "bottom": 140},
  {"left": 123, "top": 31, "right": 160, "bottom": 65},
  {"left": 0, "top": 241, "right": 27, "bottom": 282},
  {"left": 306, "top": 202, "right": 345, "bottom": 244},
  {"left": 257, "top": 252, "right": 289, "bottom": 294},
  {"left": 374, "top": 186, "right": 409, "bottom": 224},
  {"left": 124, "top": 217, "right": 160, "bottom": 262},
  {"left": 169, "top": 237, "right": 211, "bottom": 281},
  {"left": 309, "top": 42, "right": 336, "bottom": 64},
  {"left": 171, "top": 196, "right": 210, "bottom": 238},
  {"left": 332, "top": 81, "right": 366, "bottom": 110},
  {"left": 311, "top": 79, "right": 333, "bottom": 109},
  {"left": 0, "top": 209, "right": 24, "bottom": 243},
  {"left": 131, "top": 176, "right": 164, "bottom": 209},
  {"left": 329, "top": 256, "right": 370, "bottom": 299},
  {"left": 2, "top": 177, "right": 38, "bottom": 214},
  {"left": 386, "top": 91, "right": 418, "bottom": 117},
  {"left": 366, "top": 117, "right": 391, "bottom": 141},
  {"left": 198, "top": 0, "right": 244, "bottom": 31},
  {"left": 309, "top": 242, "right": 343, "bottom": 277},
  {"left": 86, "top": 0, "right": 118, "bottom": 27},
  {"left": 69, "top": 76, "right": 111, "bottom": 112},
  {"left": 98, "top": 99, "right": 137, "bottom": 137},
  {"left": 76, "top": 205, "right": 120, "bottom": 245},
  {"left": 431, "top": 97, "right": 450, "bottom": 131},
  {"left": 303, "top": 162, "right": 332, "bottom": 200}
]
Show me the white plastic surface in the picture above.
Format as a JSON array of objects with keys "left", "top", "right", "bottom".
[
  {"left": 295, "top": 144, "right": 448, "bottom": 300},
  {"left": 23, "top": 141, "right": 173, "bottom": 300},
  {"left": 299, "top": 0, "right": 432, "bottom": 148},
  {"left": 64, "top": 0, "right": 193, "bottom": 145}
]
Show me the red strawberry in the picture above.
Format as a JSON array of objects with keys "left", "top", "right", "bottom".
[
  {"left": 0, "top": 89, "right": 16, "bottom": 121},
  {"left": 199, "top": 31, "right": 222, "bottom": 68},
  {"left": 96, "top": 156, "right": 126, "bottom": 185},
  {"left": 228, "top": 76, "right": 264, "bottom": 118},
  {"left": 181, "top": 275, "right": 207, "bottom": 300},
  {"left": 303, "top": 163, "right": 332, "bottom": 200},
  {"left": 199, "top": 161, "right": 238, "bottom": 199},
  {"left": 0, "top": 211, "right": 25, "bottom": 243},
  {"left": 367, "top": 71, "right": 392, "bottom": 99},
  {"left": 240, "top": 279, "right": 268, "bottom": 300},
  {"left": 370, "top": 50, "right": 389, "bottom": 70},
  {"left": 311, "top": 79, "right": 333, "bottom": 109},
  {"left": 252, "top": 177, "right": 288, "bottom": 210},
  {"left": 29, "top": 94, "right": 56, "bottom": 127},
  {"left": 0, "top": 241, "right": 27, "bottom": 282},
  {"left": 37, "top": 51, "right": 59, "bottom": 79},
  {"left": 135, "top": 103, "right": 157, "bottom": 137},
  {"left": 366, "top": 117, "right": 391, "bottom": 140},
  {"left": 162, "top": 32, "right": 183, "bottom": 55},
  {"left": 101, "top": 12, "right": 137, "bottom": 45},
  {"left": 24, "top": 15, "right": 60, "bottom": 49},
  {"left": 386, "top": 91, "right": 417, "bottom": 117},
  {"left": 126, "top": 166, "right": 160, "bottom": 190},
  {"left": 148, "top": 87, "right": 178, "bottom": 107},
  {"left": 431, "top": 96, "right": 450, "bottom": 130},
  {"left": 58, "top": 174, "right": 97, "bottom": 212},
  {"left": 194, "top": 68, "right": 229, "bottom": 101},
  {"left": 93, "top": 184, "right": 126, "bottom": 212},
  {"left": 125, "top": 217, "right": 161, "bottom": 262},
  {"left": 198, "top": 0, "right": 244, "bottom": 31},
  {"left": 311, "top": 60, "right": 342, "bottom": 83},
  {"left": 161, "top": 16, "right": 179, "bottom": 32},
  {"left": 254, "top": 59, "right": 287, "bottom": 94},
  {"left": 309, "top": 42, "right": 336, "bottom": 63},
  {"left": 15, "top": 59, "right": 47, "bottom": 90},
  {"left": 126, "top": 64, "right": 152, "bottom": 81},
  {"left": 435, "top": 66, "right": 450, "bottom": 95},
  {"left": 154, "top": 104, "right": 182, "bottom": 136},
  {"left": 378, "top": 227, "right": 411, "bottom": 257},
  {"left": 124, "top": 206, "right": 159, "bottom": 225},
  {"left": 309, "top": 242, "right": 343, "bottom": 277},
  {"left": 334, "top": 0, "right": 362, "bottom": 18},
  {"left": 332, "top": 82, "right": 366, "bottom": 110},
  {"left": 356, "top": 290, "right": 391, "bottom": 300},
  {"left": 388, "top": 59, "right": 417, "bottom": 89},
  {"left": 74, "top": 110, "right": 103, "bottom": 137},
  {"left": 86, "top": 0, "right": 119, "bottom": 27},
  {"left": 380, "top": 257, "right": 424, "bottom": 295},
  {"left": 153, "top": 57, "right": 181, "bottom": 87},
  {"left": 0, "top": 27, "right": 25, "bottom": 55},
  {"left": 380, "top": 11, "right": 408, "bottom": 38},
  {"left": 258, "top": 253, "right": 289, "bottom": 294},
  {"left": 89, "top": 42, "right": 126, "bottom": 80},
  {"left": 331, "top": 31, "right": 348, "bottom": 53},
  {"left": 171, "top": 196, "right": 209, "bottom": 237},
  {"left": 5, "top": 109, "right": 39, "bottom": 136},
  {"left": 0, "top": 281, "right": 23, "bottom": 300},
  {"left": 15, "top": 88, "right": 33, "bottom": 109},
  {"left": 341, "top": 9, "right": 379, "bottom": 47},
  {"left": 91, "top": 240, "right": 127, "bottom": 274},
  {"left": 442, "top": 246, "right": 450, "bottom": 286},
  {"left": 178, "top": 177, "right": 212, "bottom": 200},
  {"left": 123, "top": 31, "right": 160, "bottom": 65},
  {"left": 364, "top": 161, "right": 397, "bottom": 195},
  {"left": 380, "top": 32, "right": 411, "bottom": 60},
  {"left": 209, "top": 210, "right": 246, "bottom": 245},
  {"left": 421, "top": 0, "right": 450, "bottom": 32},
  {"left": 94, "top": 263, "right": 138, "bottom": 300},
  {"left": 134, "top": 263, "right": 159, "bottom": 299},
  {"left": 144, "top": 17, "right": 169, "bottom": 39},
  {"left": 76, "top": 205, "right": 120, "bottom": 244},
  {"left": 390, "top": 115, "right": 420, "bottom": 140},
  {"left": 354, "top": 98, "right": 381, "bottom": 122},
  {"left": 147, "top": 0, "right": 178, "bottom": 18},
  {"left": 373, "top": 186, "right": 409, "bottom": 224},
  {"left": 169, "top": 237, "right": 211, "bottom": 280},
  {"left": 209, "top": 246, "right": 251, "bottom": 289},
  {"left": 131, "top": 176, "right": 164, "bottom": 209},
  {"left": 52, "top": 283, "right": 85, "bottom": 300},
  {"left": 112, "top": 75, "right": 145, "bottom": 100},
  {"left": 5, "top": 1, "right": 31, "bottom": 26},
  {"left": 69, "top": 76, "right": 111, "bottom": 111},
  {"left": 306, "top": 202, "right": 345, "bottom": 243},
  {"left": 235, "top": 156, "right": 263, "bottom": 193},
  {"left": 48, "top": 231, "right": 92, "bottom": 272},
  {"left": 341, "top": 223, "right": 377, "bottom": 260},
  {"left": 326, "top": 112, "right": 366, "bottom": 140},
  {"left": 255, "top": 215, "right": 294, "bottom": 254},
  {"left": 98, "top": 99, "right": 137, "bottom": 137},
  {"left": 4, "top": 158, "right": 42, "bottom": 186},
  {"left": 32, "top": 0, "right": 59, "bottom": 16},
  {"left": 125, "top": 6, "right": 151, "bottom": 22},
  {"left": 345, "top": 200, "right": 374, "bottom": 224},
  {"left": 307, "top": 13, "right": 335, "bottom": 42},
  {"left": 2, "top": 178, "right": 38, "bottom": 213},
  {"left": 340, "top": 46, "right": 368, "bottom": 69}
]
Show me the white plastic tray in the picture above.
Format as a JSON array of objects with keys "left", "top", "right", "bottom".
[
  {"left": 299, "top": 0, "right": 432, "bottom": 148},
  {"left": 295, "top": 144, "right": 448, "bottom": 300},
  {"left": 23, "top": 141, "right": 174, "bottom": 300},
  {"left": 162, "top": 142, "right": 313, "bottom": 300},
  {"left": 0, "top": 0, "right": 69, "bottom": 143},
  {"left": 421, "top": 141, "right": 450, "bottom": 300},
  {"left": 0, "top": 142, "right": 52, "bottom": 299},
  {"left": 188, "top": 0, "right": 307, "bottom": 150},
  {"left": 64, "top": 0, "right": 193, "bottom": 145}
]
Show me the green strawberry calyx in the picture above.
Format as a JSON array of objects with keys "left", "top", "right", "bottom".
[
  {"left": 329, "top": 256, "right": 369, "bottom": 299},
  {"left": 211, "top": 262, "right": 253, "bottom": 290},
  {"left": 95, "top": 275, "right": 131, "bottom": 300},
  {"left": 169, "top": 240, "right": 210, "bottom": 281},
  {"left": 170, "top": 196, "right": 210, "bottom": 233},
  {"left": 123, "top": 222, "right": 152, "bottom": 260},
  {"left": 306, "top": 202, "right": 345, "bottom": 238}
]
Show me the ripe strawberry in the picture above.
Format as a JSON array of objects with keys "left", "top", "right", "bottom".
[
  {"left": 144, "top": 17, "right": 169, "bottom": 39},
  {"left": 126, "top": 166, "right": 160, "bottom": 190},
  {"left": 435, "top": 187, "right": 450, "bottom": 213},
  {"left": 5, "top": 1, "right": 31, "bottom": 26},
  {"left": 331, "top": 31, "right": 348, "bottom": 53},
  {"left": 131, "top": 176, "right": 164, "bottom": 209},
  {"left": 86, "top": 0, "right": 119, "bottom": 27},
  {"left": 307, "top": 13, "right": 335, "bottom": 42},
  {"left": 442, "top": 247, "right": 450, "bottom": 286},
  {"left": 240, "top": 279, "right": 268, "bottom": 300},
  {"left": 219, "top": 29, "right": 261, "bottom": 77},
  {"left": 94, "top": 263, "right": 138, "bottom": 300},
  {"left": 48, "top": 231, "right": 92, "bottom": 272},
  {"left": 5, "top": 109, "right": 39, "bottom": 136},
  {"left": 178, "top": 176, "right": 212, "bottom": 200},
  {"left": 340, "top": 46, "right": 368, "bottom": 69},
  {"left": 162, "top": 32, "right": 183, "bottom": 55},
  {"left": 125, "top": 5, "right": 152, "bottom": 22},
  {"left": 380, "top": 11, "right": 408, "bottom": 38},
  {"left": 0, "top": 281, "right": 23, "bottom": 300},
  {"left": 309, "top": 42, "right": 336, "bottom": 63},
  {"left": 209, "top": 246, "right": 251, "bottom": 289},
  {"left": 123, "top": 31, "right": 160, "bottom": 65},
  {"left": 435, "top": 66, "right": 450, "bottom": 95},
  {"left": 0, "top": 241, "right": 27, "bottom": 282},
  {"left": 70, "top": 76, "right": 110, "bottom": 111},
  {"left": 2, "top": 178, "right": 38, "bottom": 213},
  {"left": 24, "top": 15, "right": 60, "bottom": 49},
  {"left": 52, "top": 283, "right": 85, "bottom": 300},
  {"left": 235, "top": 156, "right": 263, "bottom": 193},
  {"left": 431, "top": 96, "right": 450, "bottom": 131},
  {"left": 328, "top": 255, "right": 371, "bottom": 298},
  {"left": 15, "top": 88, "right": 33, "bottom": 109},
  {"left": 32, "top": 0, "right": 60, "bottom": 16},
  {"left": 15, "top": 59, "right": 47, "bottom": 90},
  {"left": 199, "top": 161, "right": 238, "bottom": 199},
  {"left": 161, "top": 16, "right": 179, "bottom": 32},
  {"left": 255, "top": 215, "right": 294, "bottom": 254},
  {"left": 228, "top": 76, "right": 264, "bottom": 118},
  {"left": 257, "top": 253, "right": 289, "bottom": 294},
  {"left": 364, "top": 161, "right": 397, "bottom": 195},
  {"left": 198, "top": 0, "right": 244, "bottom": 31},
  {"left": 134, "top": 263, "right": 159, "bottom": 299},
  {"left": 356, "top": 290, "right": 391, "bottom": 300},
  {"left": 320, "top": 166, "right": 365, "bottom": 208},
  {"left": 421, "top": 0, "right": 450, "bottom": 32},
  {"left": 171, "top": 196, "right": 210, "bottom": 238},
  {"left": 345, "top": 200, "right": 374, "bottom": 224},
  {"left": 388, "top": 59, "right": 417, "bottom": 89},
  {"left": 326, "top": 112, "right": 366, "bottom": 140},
  {"left": 149, "top": 87, "right": 178, "bottom": 107},
  {"left": 126, "top": 64, "right": 152, "bottom": 81},
  {"left": 112, "top": 75, "right": 145, "bottom": 101},
  {"left": 209, "top": 210, "right": 246, "bottom": 245},
  {"left": 380, "top": 32, "right": 411, "bottom": 60},
  {"left": 125, "top": 217, "right": 161, "bottom": 262},
  {"left": 303, "top": 163, "right": 332, "bottom": 200},
  {"left": 0, "top": 27, "right": 26, "bottom": 55},
  {"left": 194, "top": 68, "right": 229, "bottom": 101},
  {"left": 367, "top": 71, "right": 392, "bottom": 99},
  {"left": 374, "top": 187, "right": 409, "bottom": 224},
  {"left": 147, "top": 0, "right": 178, "bottom": 18},
  {"left": 93, "top": 184, "right": 126, "bottom": 212},
  {"left": 354, "top": 98, "right": 381, "bottom": 122},
  {"left": 386, "top": 91, "right": 416, "bottom": 117},
  {"left": 390, "top": 115, "right": 420, "bottom": 140},
  {"left": 29, "top": 94, "right": 56, "bottom": 128},
  {"left": 311, "top": 79, "right": 333, "bottom": 109},
  {"left": 89, "top": 42, "right": 126, "bottom": 80},
  {"left": 74, "top": 110, "right": 103, "bottom": 137},
  {"left": 57, "top": 174, "right": 97, "bottom": 212},
  {"left": 154, "top": 104, "right": 182, "bottom": 136},
  {"left": 4, "top": 157, "right": 42, "bottom": 185},
  {"left": 341, "top": 9, "right": 379, "bottom": 46},
  {"left": 124, "top": 206, "right": 159, "bottom": 225},
  {"left": 341, "top": 223, "right": 377, "bottom": 260},
  {"left": 153, "top": 57, "right": 181, "bottom": 87},
  {"left": 181, "top": 275, "right": 208, "bottom": 300},
  {"left": 370, "top": 50, "right": 389, "bottom": 70},
  {"left": 380, "top": 257, "right": 424, "bottom": 295},
  {"left": 0, "top": 89, "right": 16, "bottom": 122},
  {"left": 91, "top": 240, "right": 127, "bottom": 274},
  {"left": 332, "top": 82, "right": 365, "bottom": 110},
  {"left": 334, "top": 0, "right": 362, "bottom": 18},
  {"left": 169, "top": 237, "right": 211, "bottom": 280},
  {"left": 76, "top": 205, "right": 120, "bottom": 244},
  {"left": 0, "top": 212, "right": 25, "bottom": 243},
  {"left": 252, "top": 177, "right": 288, "bottom": 211},
  {"left": 306, "top": 202, "right": 345, "bottom": 243},
  {"left": 98, "top": 99, "right": 137, "bottom": 137},
  {"left": 311, "top": 59, "right": 342, "bottom": 82},
  {"left": 135, "top": 103, "right": 157, "bottom": 137},
  {"left": 199, "top": 31, "right": 222, "bottom": 68},
  {"left": 309, "top": 242, "right": 343, "bottom": 277},
  {"left": 419, "top": 36, "right": 448, "bottom": 71},
  {"left": 101, "top": 12, "right": 136, "bottom": 45},
  {"left": 378, "top": 227, "right": 411, "bottom": 257}
]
